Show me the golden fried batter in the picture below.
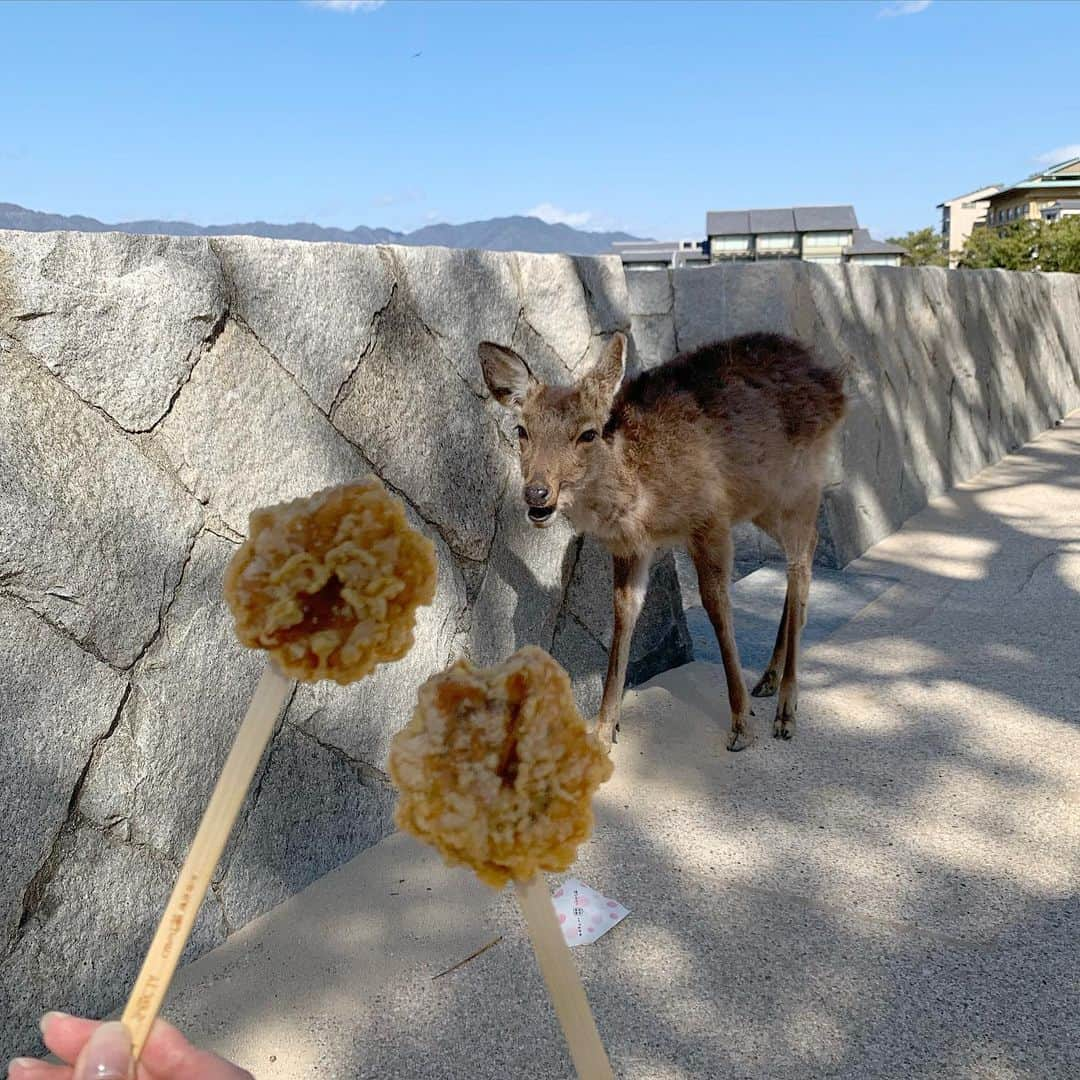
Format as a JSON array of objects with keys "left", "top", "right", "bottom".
[
  {"left": 389, "top": 647, "right": 613, "bottom": 888},
  {"left": 224, "top": 480, "right": 437, "bottom": 684}
]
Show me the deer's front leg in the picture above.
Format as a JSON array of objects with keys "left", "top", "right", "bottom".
[
  {"left": 594, "top": 551, "right": 650, "bottom": 752},
  {"left": 689, "top": 524, "right": 753, "bottom": 752}
]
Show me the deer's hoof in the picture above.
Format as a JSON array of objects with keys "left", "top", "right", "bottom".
[
  {"left": 726, "top": 727, "right": 754, "bottom": 753},
  {"left": 751, "top": 670, "right": 779, "bottom": 698},
  {"left": 772, "top": 710, "right": 796, "bottom": 741}
]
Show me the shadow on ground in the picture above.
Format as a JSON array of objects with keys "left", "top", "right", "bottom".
[{"left": 157, "top": 420, "right": 1079, "bottom": 1078}]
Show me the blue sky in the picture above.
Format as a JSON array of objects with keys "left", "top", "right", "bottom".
[{"left": 3, "top": 0, "right": 1078, "bottom": 241}]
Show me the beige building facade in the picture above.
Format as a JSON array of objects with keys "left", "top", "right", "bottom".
[
  {"left": 982, "top": 158, "right": 1080, "bottom": 229},
  {"left": 937, "top": 184, "right": 1000, "bottom": 268}
]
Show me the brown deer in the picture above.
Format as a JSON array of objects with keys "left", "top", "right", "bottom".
[{"left": 480, "top": 331, "right": 846, "bottom": 752}]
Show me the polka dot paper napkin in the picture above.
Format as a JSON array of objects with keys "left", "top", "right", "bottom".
[{"left": 551, "top": 878, "right": 629, "bottom": 947}]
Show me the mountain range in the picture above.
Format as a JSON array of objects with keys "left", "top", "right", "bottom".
[{"left": 0, "top": 202, "right": 647, "bottom": 255}]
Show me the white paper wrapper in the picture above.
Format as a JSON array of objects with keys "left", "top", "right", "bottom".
[{"left": 551, "top": 877, "right": 629, "bottom": 946}]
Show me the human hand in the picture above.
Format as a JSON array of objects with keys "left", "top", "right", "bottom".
[{"left": 8, "top": 1012, "right": 253, "bottom": 1080}]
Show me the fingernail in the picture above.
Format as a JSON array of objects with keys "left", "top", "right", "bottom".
[
  {"left": 38, "top": 1011, "right": 69, "bottom": 1035},
  {"left": 9, "top": 1059, "right": 39, "bottom": 1077},
  {"left": 74, "top": 1022, "right": 132, "bottom": 1080}
]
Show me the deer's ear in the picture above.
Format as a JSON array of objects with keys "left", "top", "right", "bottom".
[
  {"left": 479, "top": 342, "right": 537, "bottom": 410},
  {"left": 581, "top": 331, "right": 627, "bottom": 405}
]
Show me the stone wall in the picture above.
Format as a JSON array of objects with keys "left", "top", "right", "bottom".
[
  {"left": 0, "top": 231, "right": 690, "bottom": 1055},
  {"left": 6, "top": 235, "right": 1078, "bottom": 1054},
  {"left": 627, "top": 262, "right": 1080, "bottom": 566}
]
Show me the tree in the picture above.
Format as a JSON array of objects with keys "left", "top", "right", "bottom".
[
  {"left": 958, "top": 220, "right": 1040, "bottom": 271},
  {"left": 1038, "top": 216, "right": 1080, "bottom": 273},
  {"left": 886, "top": 226, "right": 949, "bottom": 267}
]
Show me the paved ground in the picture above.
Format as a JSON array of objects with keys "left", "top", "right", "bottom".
[
  {"left": 165, "top": 418, "right": 1080, "bottom": 1079},
  {"left": 677, "top": 560, "right": 896, "bottom": 674}
]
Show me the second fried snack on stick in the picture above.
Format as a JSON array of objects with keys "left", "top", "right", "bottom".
[
  {"left": 122, "top": 479, "right": 437, "bottom": 1059},
  {"left": 390, "top": 646, "right": 615, "bottom": 1080}
]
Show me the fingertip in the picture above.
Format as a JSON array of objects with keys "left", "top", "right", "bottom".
[
  {"left": 71, "top": 1022, "right": 131, "bottom": 1080},
  {"left": 8, "top": 1058, "right": 67, "bottom": 1079},
  {"left": 38, "top": 1014, "right": 99, "bottom": 1064},
  {"left": 37, "top": 1014, "right": 69, "bottom": 1036},
  {"left": 138, "top": 1020, "right": 249, "bottom": 1078},
  {"left": 134, "top": 1019, "right": 193, "bottom": 1074}
]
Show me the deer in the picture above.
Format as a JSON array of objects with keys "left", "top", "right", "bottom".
[{"left": 479, "top": 330, "right": 847, "bottom": 753}]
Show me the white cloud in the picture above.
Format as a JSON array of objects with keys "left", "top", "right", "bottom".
[
  {"left": 371, "top": 188, "right": 423, "bottom": 208},
  {"left": 307, "top": 1, "right": 385, "bottom": 12},
  {"left": 525, "top": 203, "right": 593, "bottom": 228},
  {"left": 878, "top": 0, "right": 932, "bottom": 17},
  {"left": 1035, "top": 144, "right": 1080, "bottom": 165}
]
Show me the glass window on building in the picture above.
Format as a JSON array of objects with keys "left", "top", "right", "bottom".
[
  {"left": 803, "top": 254, "right": 843, "bottom": 264},
  {"left": 803, "top": 232, "right": 853, "bottom": 248},
  {"left": 710, "top": 235, "right": 751, "bottom": 251},
  {"left": 757, "top": 234, "right": 797, "bottom": 250}
]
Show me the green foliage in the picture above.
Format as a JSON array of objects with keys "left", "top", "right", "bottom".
[
  {"left": 959, "top": 220, "right": 1039, "bottom": 270},
  {"left": 1038, "top": 216, "right": 1080, "bottom": 273},
  {"left": 958, "top": 217, "right": 1080, "bottom": 273},
  {"left": 885, "top": 226, "right": 949, "bottom": 267}
]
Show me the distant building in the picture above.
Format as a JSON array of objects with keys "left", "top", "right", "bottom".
[
  {"left": 843, "top": 228, "right": 907, "bottom": 266},
  {"left": 937, "top": 184, "right": 1000, "bottom": 268},
  {"left": 611, "top": 239, "right": 709, "bottom": 270},
  {"left": 981, "top": 157, "right": 1080, "bottom": 228},
  {"left": 616, "top": 205, "right": 902, "bottom": 270},
  {"left": 708, "top": 205, "right": 859, "bottom": 264},
  {"left": 1040, "top": 199, "right": 1080, "bottom": 224}
]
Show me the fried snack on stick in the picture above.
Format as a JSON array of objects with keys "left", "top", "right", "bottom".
[
  {"left": 225, "top": 479, "right": 438, "bottom": 683},
  {"left": 390, "top": 647, "right": 615, "bottom": 1079},
  {"left": 122, "top": 479, "right": 437, "bottom": 1058}
]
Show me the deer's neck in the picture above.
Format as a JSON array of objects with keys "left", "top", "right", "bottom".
[{"left": 564, "top": 439, "right": 652, "bottom": 556}]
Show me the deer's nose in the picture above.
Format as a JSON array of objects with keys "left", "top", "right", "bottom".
[{"left": 524, "top": 484, "right": 551, "bottom": 507}]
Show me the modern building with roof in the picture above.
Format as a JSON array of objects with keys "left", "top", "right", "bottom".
[
  {"left": 615, "top": 205, "right": 903, "bottom": 270},
  {"left": 706, "top": 205, "right": 866, "bottom": 264},
  {"left": 1040, "top": 199, "right": 1080, "bottom": 224},
  {"left": 981, "top": 158, "right": 1080, "bottom": 228},
  {"left": 937, "top": 184, "right": 1000, "bottom": 268}
]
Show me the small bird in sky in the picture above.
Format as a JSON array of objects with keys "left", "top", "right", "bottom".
[{"left": 412, "top": 51, "right": 422, "bottom": 59}]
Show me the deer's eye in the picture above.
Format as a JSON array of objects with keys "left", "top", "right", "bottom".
[
  {"left": 515, "top": 425, "right": 528, "bottom": 441},
  {"left": 577, "top": 429, "right": 598, "bottom": 444}
]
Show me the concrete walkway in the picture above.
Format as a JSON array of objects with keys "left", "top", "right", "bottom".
[{"left": 165, "top": 418, "right": 1080, "bottom": 1079}]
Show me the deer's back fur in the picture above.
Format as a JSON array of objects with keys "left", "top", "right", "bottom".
[{"left": 565, "top": 332, "right": 847, "bottom": 557}]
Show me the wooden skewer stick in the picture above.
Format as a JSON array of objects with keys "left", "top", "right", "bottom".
[
  {"left": 514, "top": 875, "right": 615, "bottom": 1080},
  {"left": 121, "top": 661, "right": 292, "bottom": 1059}
]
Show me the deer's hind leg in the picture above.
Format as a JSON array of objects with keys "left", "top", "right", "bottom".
[
  {"left": 689, "top": 522, "right": 753, "bottom": 752},
  {"left": 773, "top": 505, "right": 818, "bottom": 741},
  {"left": 749, "top": 512, "right": 792, "bottom": 700},
  {"left": 750, "top": 590, "right": 788, "bottom": 699}
]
